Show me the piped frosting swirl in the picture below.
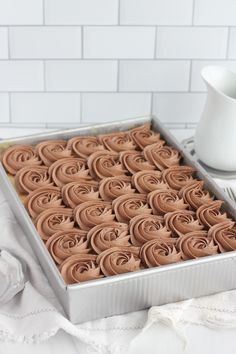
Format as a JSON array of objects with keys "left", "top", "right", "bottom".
[
  {"left": 144, "top": 144, "right": 181, "bottom": 171},
  {"left": 15, "top": 165, "right": 53, "bottom": 194},
  {"left": 35, "top": 140, "right": 71, "bottom": 167},
  {"left": 148, "top": 189, "right": 188, "bottom": 215},
  {"left": 113, "top": 194, "right": 152, "bottom": 223},
  {"left": 62, "top": 180, "right": 99, "bottom": 208},
  {"left": 99, "top": 176, "right": 135, "bottom": 201},
  {"left": 141, "top": 239, "right": 181, "bottom": 267}
]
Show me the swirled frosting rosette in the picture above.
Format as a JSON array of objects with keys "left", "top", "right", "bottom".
[
  {"left": 120, "top": 151, "right": 155, "bottom": 174},
  {"left": 196, "top": 200, "right": 228, "bottom": 228},
  {"left": 144, "top": 144, "right": 181, "bottom": 171},
  {"left": 176, "top": 231, "right": 218, "bottom": 260},
  {"left": 35, "top": 208, "right": 74, "bottom": 241},
  {"left": 62, "top": 180, "right": 99, "bottom": 208},
  {"left": 130, "top": 124, "right": 163, "bottom": 149},
  {"left": 132, "top": 170, "right": 168, "bottom": 194},
  {"left": 179, "top": 180, "right": 214, "bottom": 210},
  {"left": 35, "top": 140, "right": 72, "bottom": 167},
  {"left": 60, "top": 254, "right": 103, "bottom": 284},
  {"left": 164, "top": 210, "right": 204, "bottom": 237},
  {"left": 98, "top": 132, "right": 137, "bottom": 152},
  {"left": 74, "top": 200, "right": 115, "bottom": 230},
  {"left": 15, "top": 165, "right": 53, "bottom": 194},
  {"left": 208, "top": 220, "right": 236, "bottom": 252},
  {"left": 67, "top": 136, "right": 104, "bottom": 158},
  {"left": 162, "top": 165, "right": 195, "bottom": 190},
  {"left": 148, "top": 189, "right": 188, "bottom": 215},
  {"left": 87, "top": 151, "right": 127, "bottom": 180},
  {"left": 113, "top": 194, "right": 152, "bottom": 223},
  {"left": 97, "top": 246, "right": 141, "bottom": 276},
  {"left": 2, "top": 145, "right": 41, "bottom": 175},
  {"left": 49, "top": 157, "right": 90, "bottom": 187},
  {"left": 99, "top": 176, "right": 135, "bottom": 201},
  {"left": 87, "top": 222, "right": 130, "bottom": 254},
  {"left": 46, "top": 229, "right": 89, "bottom": 265},
  {"left": 130, "top": 214, "right": 171, "bottom": 246},
  {"left": 140, "top": 239, "right": 181, "bottom": 267},
  {"left": 26, "top": 186, "right": 63, "bottom": 219}
]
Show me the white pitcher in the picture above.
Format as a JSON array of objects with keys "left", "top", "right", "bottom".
[{"left": 195, "top": 65, "right": 236, "bottom": 171}]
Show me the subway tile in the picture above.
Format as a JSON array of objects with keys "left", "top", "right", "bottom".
[
  {"left": 0, "top": 61, "right": 44, "bottom": 91},
  {"left": 0, "top": 0, "right": 43, "bottom": 25},
  {"left": 10, "top": 27, "right": 81, "bottom": 59},
  {"left": 228, "top": 28, "right": 236, "bottom": 58},
  {"left": 0, "top": 94, "right": 9, "bottom": 122},
  {"left": 84, "top": 26, "right": 155, "bottom": 59},
  {"left": 156, "top": 27, "right": 228, "bottom": 59},
  {"left": 153, "top": 93, "right": 206, "bottom": 124},
  {"left": 45, "top": 60, "right": 117, "bottom": 91},
  {"left": 120, "top": 0, "right": 193, "bottom": 25},
  {"left": 120, "top": 60, "right": 190, "bottom": 91},
  {"left": 0, "top": 28, "right": 8, "bottom": 58},
  {"left": 82, "top": 93, "right": 151, "bottom": 122},
  {"left": 45, "top": 0, "right": 118, "bottom": 25},
  {"left": 11, "top": 93, "right": 81, "bottom": 123},
  {"left": 194, "top": 0, "right": 236, "bottom": 25}
]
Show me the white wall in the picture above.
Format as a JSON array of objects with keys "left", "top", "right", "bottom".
[{"left": 0, "top": 0, "right": 236, "bottom": 128}]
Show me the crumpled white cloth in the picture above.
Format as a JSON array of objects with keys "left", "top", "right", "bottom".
[{"left": 1, "top": 181, "right": 236, "bottom": 354}]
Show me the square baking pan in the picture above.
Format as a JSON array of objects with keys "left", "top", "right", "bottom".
[{"left": 1, "top": 115, "right": 236, "bottom": 324}]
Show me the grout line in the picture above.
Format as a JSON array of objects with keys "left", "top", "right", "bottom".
[
  {"left": 0, "top": 24, "right": 232, "bottom": 28},
  {"left": 226, "top": 27, "right": 231, "bottom": 59},
  {"left": 116, "top": 60, "right": 120, "bottom": 91},
  {"left": 154, "top": 27, "right": 158, "bottom": 58},
  {"left": 188, "top": 60, "right": 192, "bottom": 91},
  {"left": 0, "top": 58, "right": 234, "bottom": 62},
  {"left": 42, "top": 0, "right": 45, "bottom": 25},
  {"left": 0, "top": 90, "right": 207, "bottom": 94},
  {"left": 117, "top": 0, "right": 121, "bottom": 25},
  {"left": 43, "top": 61, "right": 46, "bottom": 91},
  {"left": 7, "top": 27, "right": 10, "bottom": 59},
  {"left": 81, "top": 26, "right": 84, "bottom": 58},
  {"left": 150, "top": 92, "right": 154, "bottom": 115},
  {"left": 191, "top": 0, "right": 196, "bottom": 26},
  {"left": 80, "top": 93, "right": 83, "bottom": 123},
  {"left": 8, "top": 93, "right": 12, "bottom": 123}
]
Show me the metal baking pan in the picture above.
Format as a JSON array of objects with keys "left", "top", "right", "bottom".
[{"left": 1, "top": 115, "right": 236, "bottom": 324}]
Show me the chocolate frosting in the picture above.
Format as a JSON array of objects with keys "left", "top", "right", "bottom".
[
  {"left": 177, "top": 231, "right": 218, "bottom": 260},
  {"left": 113, "top": 193, "right": 152, "bottom": 223},
  {"left": 35, "top": 140, "right": 71, "bottom": 167},
  {"left": 196, "top": 200, "right": 228, "bottom": 228},
  {"left": 99, "top": 175, "right": 135, "bottom": 201},
  {"left": 132, "top": 170, "right": 168, "bottom": 194},
  {"left": 60, "top": 254, "right": 103, "bottom": 284},
  {"left": 87, "top": 222, "right": 130, "bottom": 254},
  {"left": 208, "top": 220, "right": 236, "bottom": 252},
  {"left": 97, "top": 246, "right": 141, "bottom": 276},
  {"left": 164, "top": 210, "right": 204, "bottom": 237},
  {"left": 98, "top": 132, "right": 137, "bottom": 152},
  {"left": 140, "top": 239, "right": 181, "bottom": 267},
  {"left": 148, "top": 189, "right": 188, "bottom": 215},
  {"left": 179, "top": 180, "right": 213, "bottom": 210},
  {"left": 15, "top": 165, "right": 53, "bottom": 194},
  {"left": 120, "top": 150, "right": 156, "bottom": 175},
  {"left": 2, "top": 145, "right": 41, "bottom": 175},
  {"left": 62, "top": 180, "right": 99, "bottom": 208},
  {"left": 144, "top": 143, "right": 181, "bottom": 171},
  {"left": 130, "top": 124, "right": 163, "bottom": 149},
  {"left": 162, "top": 165, "right": 195, "bottom": 190},
  {"left": 74, "top": 200, "right": 115, "bottom": 230},
  {"left": 67, "top": 136, "right": 104, "bottom": 158},
  {"left": 46, "top": 228, "right": 89, "bottom": 264},
  {"left": 130, "top": 214, "right": 171, "bottom": 246}
]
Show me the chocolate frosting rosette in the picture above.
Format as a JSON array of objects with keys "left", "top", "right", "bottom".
[
  {"left": 130, "top": 124, "right": 164, "bottom": 149},
  {"left": 26, "top": 186, "right": 64, "bottom": 219},
  {"left": 2, "top": 145, "right": 41, "bottom": 175},
  {"left": 196, "top": 200, "right": 228, "bottom": 228},
  {"left": 46, "top": 228, "right": 89, "bottom": 265},
  {"left": 87, "top": 222, "right": 130, "bottom": 254},
  {"left": 35, "top": 208, "right": 74, "bottom": 241},
  {"left": 60, "top": 254, "right": 103, "bottom": 284},
  {"left": 208, "top": 220, "right": 236, "bottom": 252},
  {"left": 97, "top": 246, "right": 141, "bottom": 276},
  {"left": 113, "top": 193, "right": 152, "bottom": 223},
  {"left": 148, "top": 189, "right": 188, "bottom": 215},
  {"left": 87, "top": 151, "right": 127, "bottom": 180},
  {"left": 144, "top": 143, "right": 181, "bottom": 171},
  {"left": 140, "top": 239, "right": 181, "bottom": 267},
  {"left": 49, "top": 157, "right": 90, "bottom": 187},
  {"left": 179, "top": 180, "right": 214, "bottom": 210},
  {"left": 74, "top": 200, "right": 115, "bottom": 230},
  {"left": 62, "top": 180, "right": 99, "bottom": 208},
  {"left": 164, "top": 210, "right": 204, "bottom": 237},
  {"left": 35, "top": 140, "right": 72, "bottom": 167},
  {"left": 132, "top": 170, "right": 168, "bottom": 194},
  {"left": 162, "top": 165, "right": 195, "bottom": 190},
  {"left": 15, "top": 165, "right": 53, "bottom": 194},
  {"left": 130, "top": 214, "right": 171, "bottom": 246},
  {"left": 120, "top": 151, "right": 155, "bottom": 174},
  {"left": 67, "top": 136, "right": 104, "bottom": 159},
  {"left": 176, "top": 231, "right": 218, "bottom": 260},
  {"left": 99, "top": 176, "right": 135, "bottom": 201},
  {"left": 98, "top": 132, "right": 137, "bottom": 152}
]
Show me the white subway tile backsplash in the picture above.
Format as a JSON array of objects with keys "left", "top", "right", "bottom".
[
  {"left": 84, "top": 27, "right": 155, "bottom": 59},
  {"left": 194, "top": 0, "right": 236, "bottom": 26},
  {"left": 0, "top": 28, "right": 8, "bottom": 58},
  {"left": 0, "top": 61, "right": 44, "bottom": 91},
  {"left": 120, "top": 0, "right": 193, "bottom": 25},
  {"left": 156, "top": 27, "right": 228, "bottom": 59},
  {"left": 0, "top": 0, "right": 43, "bottom": 25},
  {"left": 153, "top": 93, "right": 206, "bottom": 123},
  {"left": 82, "top": 93, "right": 151, "bottom": 122},
  {"left": 10, "top": 27, "right": 81, "bottom": 59},
  {"left": 119, "top": 60, "right": 190, "bottom": 91},
  {"left": 228, "top": 28, "right": 236, "bottom": 58},
  {"left": 45, "top": 61, "right": 117, "bottom": 91},
  {"left": 0, "top": 94, "right": 9, "bottom": 122},
  {"left": 45, "top": 0, "right": 118, "bottom": 25},
  {"left": 11, "top": 93, "right": 81, "bottom": 123}
]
